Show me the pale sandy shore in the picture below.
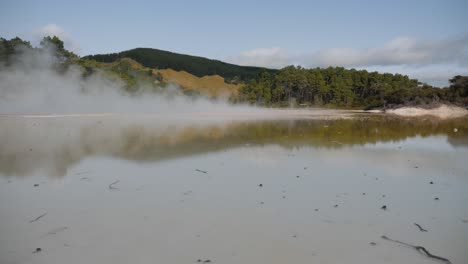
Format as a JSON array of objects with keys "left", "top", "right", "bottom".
[{"left": 385, "top": 104, "right": 468, "bottom": 119}]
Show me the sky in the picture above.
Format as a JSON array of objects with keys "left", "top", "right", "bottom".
[{"left": 1, "top": 0, "right": 467, "bottom": 86}]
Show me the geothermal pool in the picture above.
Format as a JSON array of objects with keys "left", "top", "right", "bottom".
[{"left": 0, "top": 112, "right": 467, "bottom": 264}]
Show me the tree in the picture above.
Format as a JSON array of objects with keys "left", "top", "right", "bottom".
[
  {"left": 0, "top": 37, "right": 32, "bottom": 64},
  {"left": 447, "top": 75, "right": 468, "bottom": 104},
  {"left": 40, "top": 35, "right": 77, "bottom": 60},
  {"left": 40, "top": 36, "right": 64, "bottom": 50}
]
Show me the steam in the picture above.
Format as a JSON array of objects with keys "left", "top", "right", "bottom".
[{"left": 0, "top": 47, "right": 253, "bottom": 115}]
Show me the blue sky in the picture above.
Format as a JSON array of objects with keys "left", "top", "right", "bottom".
[{"left": 1, "top": 0, "right": 467, "bottom": 86}]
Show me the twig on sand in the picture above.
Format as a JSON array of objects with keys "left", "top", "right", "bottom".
[
  {"left": 108, "top": 180, "right": 120, "bottom": 190},
  {"left": 29, "top": 213, "right": 47, "bottom": 223},
  {"left": 414, "top": 223, "right": 428, "bottom": 232},
  {"left": 381, "top": 235, "right": 451, "bottom": 264},
  {"left": 195, "top": 169, "right": 207, "bottom": 174}
]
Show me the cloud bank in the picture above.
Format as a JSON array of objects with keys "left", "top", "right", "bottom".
[
  {"left": 308, "top": 34, "right": 468, "bottom": 68},
  {"left": 228, "top": 47, "right": 290, "bottom": 69},
  {"left": 228, "top": 33, "right": 468, "bottom": 86}
]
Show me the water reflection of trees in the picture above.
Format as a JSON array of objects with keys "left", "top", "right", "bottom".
[{"left": 0, "top": 116, "right": 467, "bottom": 177}]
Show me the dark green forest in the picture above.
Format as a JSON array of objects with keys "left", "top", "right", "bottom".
[
  {"left": 83, "top": 48, "right": 276, "bottom": 83},
  {"left": 234, "top": 67, "right": 468, "bottom": 108},
  {"left": 2, "top": 36, "right": 467, "bottom": 109}
]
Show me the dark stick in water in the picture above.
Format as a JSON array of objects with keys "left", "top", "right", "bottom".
[
  {"left": 381, "top": 235, "right": 451, "bottom": 264},
  {"left": 108, "top": 180, "right": 120, "bottom": 190},
  {"left": 414, "top": 223, "right": 428, "bottom": 232},
  {"left": 195, "top": 169, "right": 207, "bottom": 174},
  {"left": 29, "top": 212, "right": 47, "bottom": 223}
]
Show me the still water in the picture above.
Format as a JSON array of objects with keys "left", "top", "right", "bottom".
[{"left": 1, "top": 112, "right": 467, "bottom": 264}]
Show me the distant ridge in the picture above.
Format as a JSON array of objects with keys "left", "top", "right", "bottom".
[{"left": 83, "top": 48, "right": 277, "bottom": 82}]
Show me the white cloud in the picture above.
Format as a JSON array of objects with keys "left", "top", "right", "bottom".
[
  {"left": 33, "top": 24, "right": 80, "bottom": 54},
  {"left": 232, "top": 34, "right": 468, "bottom": 69},
  {"left": 227, "top": 47, "right": 290, "bottom": 68},
  {"left": 227, "top": 33, "right": 468, "bottom": 86},
  {"left": 308, "top": 34, "right": 468, "bottom": 67}
]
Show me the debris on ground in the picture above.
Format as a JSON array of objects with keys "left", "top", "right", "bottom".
[
  {"left": 41, "top": 226, "right": 68, "bottom": 237},
  {"left": 414, "top": 223, "right": 428, "bottom": 232},
  {"left": 108, "top": 180, "right": 119, "bottom": 190},
  {"left": 29, "top": 212, "right": 47, "bottom": 223},
  {"left": 381, "top": 205, "right": 387, "bottom": 210},
  {"left": 381, "top": 235, "right": 451, "bottom": 264}
]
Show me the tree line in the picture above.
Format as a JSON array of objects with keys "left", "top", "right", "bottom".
[{"left": 233, "top": 66, "right": 468, "bottom": 109}]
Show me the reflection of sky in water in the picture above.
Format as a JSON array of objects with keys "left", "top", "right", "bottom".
[
  {"left": 1, "top": 140, "right": 467, "bottom": 264},
  {"left": 366, "top": 135, "right": 455, "bottom": 151}
]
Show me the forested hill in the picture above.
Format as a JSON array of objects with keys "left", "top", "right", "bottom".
[{"left": 83, "top": 48, "right": 276, "bottom": 83}]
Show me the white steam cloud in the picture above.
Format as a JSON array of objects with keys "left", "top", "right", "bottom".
[
  {"left": 33, "top": 24, "right": 81, "bottom": 54},
  {"left": 0, "top": 47, "right": 252, "bottom": 115}
]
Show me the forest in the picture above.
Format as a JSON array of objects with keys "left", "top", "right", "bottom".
[
  {"left": 234, "top": 67, "right": 468, "bottom": 108},
  {"left": 2, "top": 36, "right": 467, "bottom": 109}
]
